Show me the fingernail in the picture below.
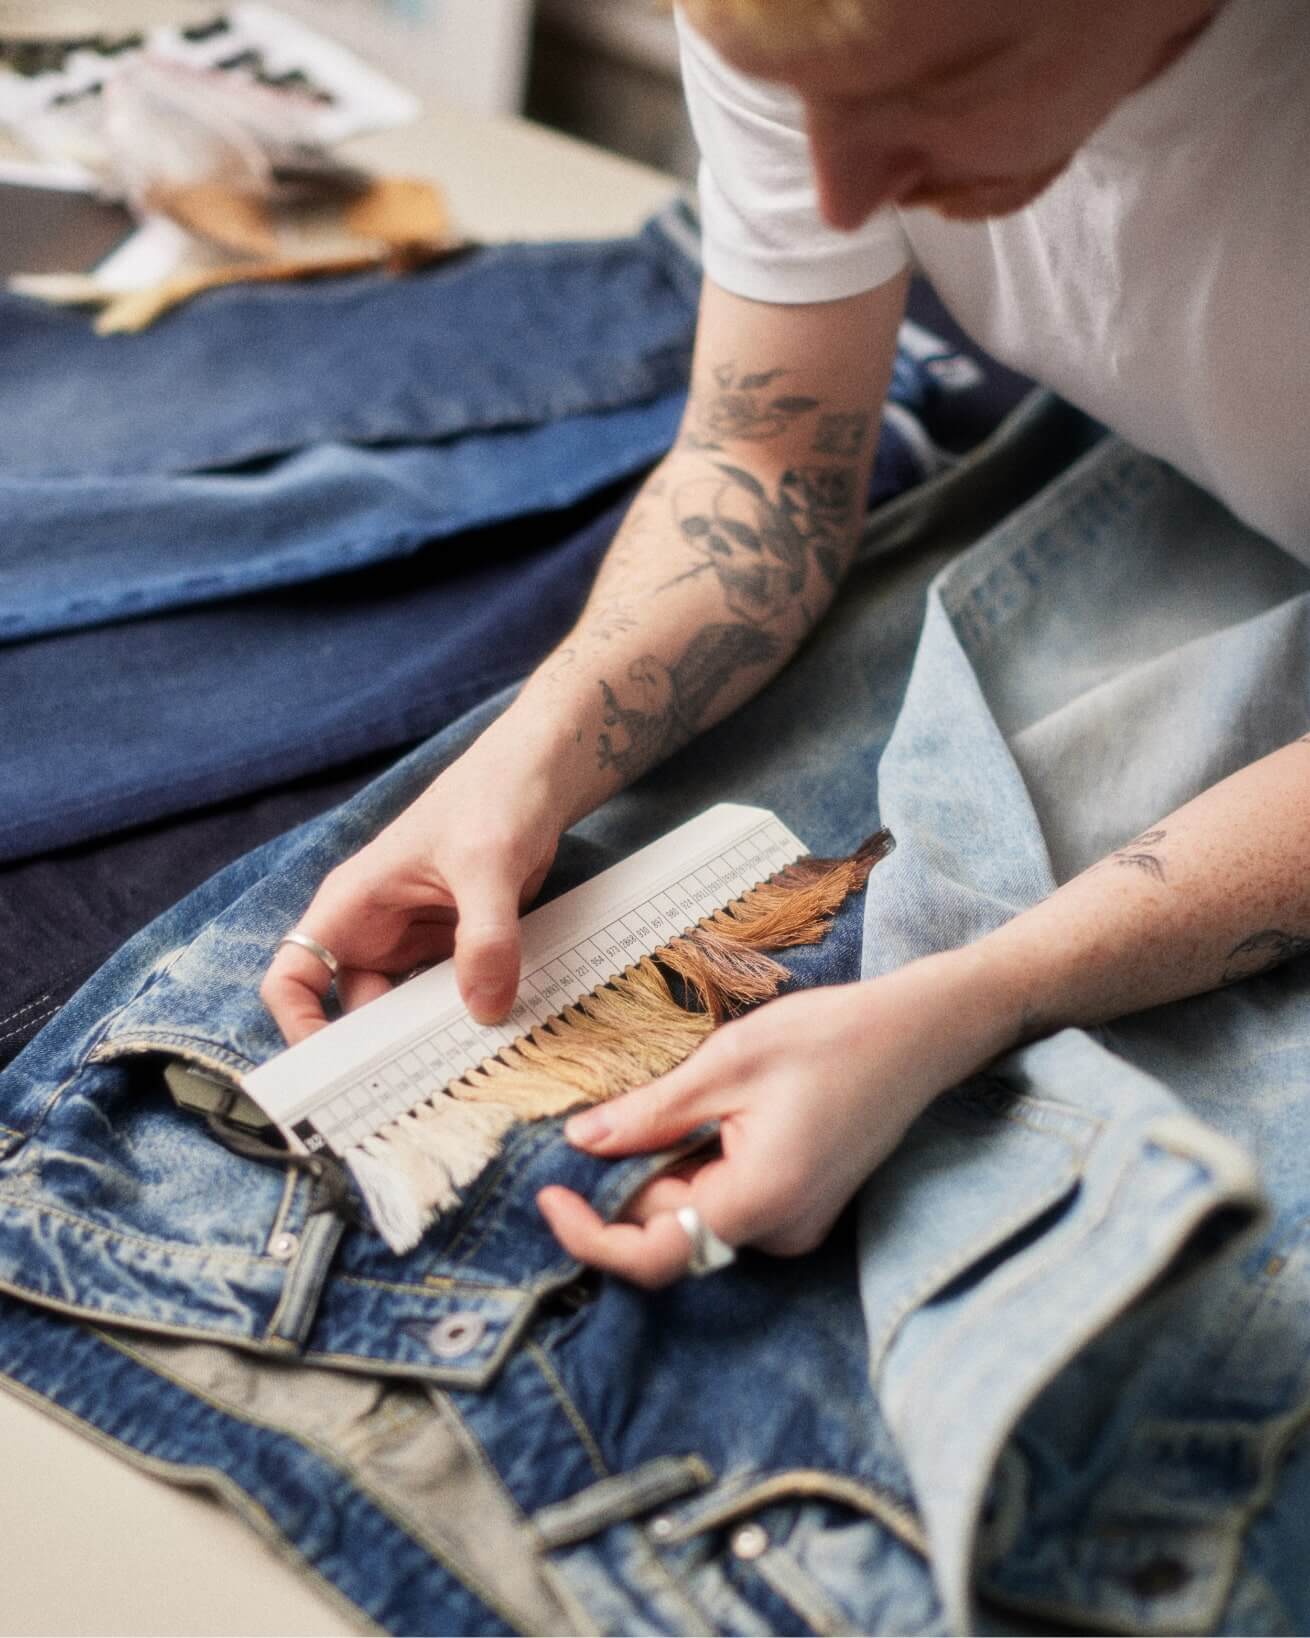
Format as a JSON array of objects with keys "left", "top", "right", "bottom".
[
  {"left": 466, "top": 985, "right": 509, "bottom": 1023},
  {"left": 565, "top": 1111, "right": 611, "bottom": 1147}
]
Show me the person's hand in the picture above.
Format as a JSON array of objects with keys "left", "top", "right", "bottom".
[
  {"left": 537, "top": 951, "right": 1016, "bottom": 1287},
  {"left": 261, "top": 728, "right": 566, "bottom": 1044}
]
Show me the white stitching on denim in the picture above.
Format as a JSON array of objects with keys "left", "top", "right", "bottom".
[
  {"left": 0, "top": 992, "right": 56, "bottom": 1030},
  {"left": 0, "top": 1006, "right": 59, "bottom": 1046}
]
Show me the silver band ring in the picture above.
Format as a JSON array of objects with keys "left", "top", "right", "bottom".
[
  {"left": 277, "top": 931, "right": 341, "bottom": 981},
  {"left": 675, "top": 1205, "right": 736, "bottom": 1278}
]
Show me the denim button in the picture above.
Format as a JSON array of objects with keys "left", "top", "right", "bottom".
[
  {"left": 269, "top": 1232, "right": 298, "bottom": 1260},
  {"left": 649, "top": 1515, "right": 675, "bottom": 1541},
  {"left": 427, "top": 1312, "right": 487, "bottom": 1359},
  {"left": 730, "top": 1523, "right": 769, "bottom": 1560}
]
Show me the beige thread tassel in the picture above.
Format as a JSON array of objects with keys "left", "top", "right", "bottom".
[{"left": 347, "top": 830, "right": 893, "bottom": 1249}]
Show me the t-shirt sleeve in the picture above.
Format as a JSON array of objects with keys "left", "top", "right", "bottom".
[{"left": 675, "top": 7, "right": 910, "bottom": 303}]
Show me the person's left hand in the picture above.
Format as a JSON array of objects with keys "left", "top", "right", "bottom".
[{"left": 536, "top": 951, "right": 1013, "bottom": 1287}]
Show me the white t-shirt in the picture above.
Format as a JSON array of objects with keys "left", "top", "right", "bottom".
[{"left": 677, "top": 1, "right": 1310, "bottom": 557}]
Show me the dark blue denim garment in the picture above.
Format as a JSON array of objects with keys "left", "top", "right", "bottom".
[
  {"left": 0, "top": 211, "right": 702, "bottom": 481},
  {"left": 0, "top": 398, "right": 683, "bottom": 643},
  {"left": 0, "top": 484, "right": 633, "bottom": 865},
  {"left": 0, "top": 397, "right": 1099, "bottom": 1635}
]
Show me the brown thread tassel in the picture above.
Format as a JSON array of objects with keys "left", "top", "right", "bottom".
[{"left": 346, "top": 829, "right": 893, "bottom": 1249}]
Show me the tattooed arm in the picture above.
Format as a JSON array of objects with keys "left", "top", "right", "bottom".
[
  {"left": 975, "top": 734, "right": 1310, "bottom": 1028},
  {"left": 262, "top": 272, "right": 908, "bottom": 1039},
  {"left": 529, "top": 271, "right": 909, "bottom": 795}
]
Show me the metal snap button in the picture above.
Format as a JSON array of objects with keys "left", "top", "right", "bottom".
[
  {"left": 730, "top": 1522, "right": 769, "bottom": 1561},
  {"left": 269, "top": 1231, "right": 298, "bottom": 1260},
  {"left": 649, "top": 1515, "right": 675, "bottom": 1541},
  {"left": 427, "top": 1312, "right": 487, "bottom": 1359}
]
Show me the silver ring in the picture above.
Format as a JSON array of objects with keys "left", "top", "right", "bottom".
[
  {"left": 277, "top": 931, "right": 341, "bottom": 981},
  {"left": 675, "top": 1205, "right": 736, "bottom": 1278}
]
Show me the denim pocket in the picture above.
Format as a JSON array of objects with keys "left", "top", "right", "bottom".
[
  {"left": 541, "top": 1467, "right": 939, "bottom": 1636},
  {"left": 859, "top": 1072, "right": 1096, "bottom": 1384}
]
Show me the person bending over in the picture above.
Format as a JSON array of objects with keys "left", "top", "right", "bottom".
[{"left": 263, "top": 0, "right": 1310, "bottom": 1284}]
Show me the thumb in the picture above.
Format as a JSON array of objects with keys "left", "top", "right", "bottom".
[
  {"left": 452, "top": 867, "right": 523, "bottom": 1024},
  {"left": 564, "top": 1053, "right": 723, "bottom": 1156}
]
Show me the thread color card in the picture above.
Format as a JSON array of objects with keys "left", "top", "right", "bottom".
[{"left": 244, "top": 804, "right": 806, "bottom": 1157}]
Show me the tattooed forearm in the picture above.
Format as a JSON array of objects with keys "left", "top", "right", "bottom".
[
  {"left": 595, "top": 623, "right": 781, "bottom": 780},
  {"left": 812, "top": 412, "right": 871, "bottom": 457},
  {"left": 1222, "top": 929, "right": 1310, "bottom": 985},
  {"left": 666, "top": 460, "right": 859, "bottom": 623},
  {"left": 684, "top": 361, "right": 819, "bottom": 448}
]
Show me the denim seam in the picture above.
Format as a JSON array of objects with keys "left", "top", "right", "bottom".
[
  {"left": 751, "top": 1542, "right": 857, "bottom": 1638},
  {"left": 867, "top": 1147, "right": 1086, "bottom": 1377},
  {"left": 440, "top": 1124, "right": 563, "bottom": 1267},
  {"left": 0, "top": 991, "right": 62, "bottom": 1030},
  {"left": 0, "top": 1006, "right": 59, "bottom": 1047},
  {"left": 264, "top": 1167, "right": 301, "bottom": 1254},
  {"left": 660, "top": 1470, "right": 927, "bottom": 1557},
  {"left": 525, "top": 1340, "right": 608, "bottom": 1481},
  {"left": 348, "top": 1272, "right": 533, "bottom": 1298},
  {"left": 531, "top": 1456, "right": 715, "bottom": 1550},
  {"left": 0, "top": 1369, "right": 384, "bottom": 1637},
  {"left": 920, "top": 1147, "right": 1268, "bottom": 1635},
  {"left": 0, "top": 1194, "right": 281, "bottom": 1268},
  {"left": 94, "top": 1329, "right": 532, "bottom": 1636},
  {"left": 422, "top": 1382, "right": 602, "bottom": 1637},
  {"left": 301, "top": 1304, "right": 533, "bottom": 1385},
  {"left": 90, "top": 1033, "right": 256, "bottom": 1078},
  {"left": 525, "top": 1340, "right": 719, "bottom": 1633}
]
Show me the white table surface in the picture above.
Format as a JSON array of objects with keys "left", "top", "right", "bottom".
[{"left": 0, "top": 11, "right": 679, "bottom": 1634}]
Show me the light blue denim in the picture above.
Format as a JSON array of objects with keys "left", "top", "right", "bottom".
[
  {"left": 854, "top": 438, "right": 1310, "bottom": 1633},
  {"left": 0, "top": 394, "right": 1096, "bottom": 1634}
]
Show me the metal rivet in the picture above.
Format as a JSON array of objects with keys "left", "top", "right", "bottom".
[
  {"left": 269, "top": 1231, "right": 298, "bottom": 1260},
  {"left": 649, "top": 1515, "right": 675, "bottom": 1541},
  {"left": 427, "top": 1311, "right": 487, "bottom": 1359},
  {"left": 730, "top": 1522, "right": 769, "bottom": 1561}
]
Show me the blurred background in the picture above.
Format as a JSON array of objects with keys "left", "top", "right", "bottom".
[{"left": 0, "top": 0, "right": 696, "bottom": 172}]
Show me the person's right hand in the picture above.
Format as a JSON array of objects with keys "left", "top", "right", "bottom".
[{"left": 260, "top": 733, "right": 565, "bottom": 1045}]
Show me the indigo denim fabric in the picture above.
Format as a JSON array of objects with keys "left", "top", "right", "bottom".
[
  {"left": 853, "top": 437, "right": 1310, "bottom": 1633},
  {"left": 0, "top": 483, "right": 633, "bottom": 865},
  {"left": 0, "top": 401, "right": 684, "bottom": 644},
  {"left": 0, "top": 211, "right": 702, "bottom": 481},
  {"left": 0, "top": 396, "right": 1095, "bottom": 1635}
]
